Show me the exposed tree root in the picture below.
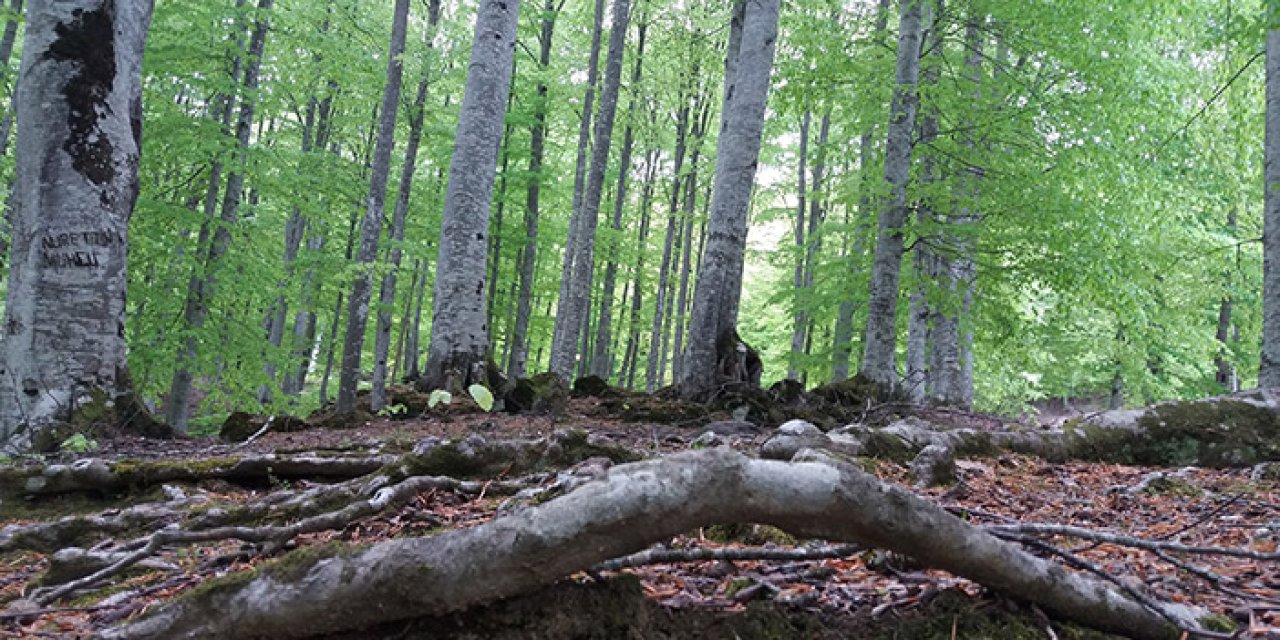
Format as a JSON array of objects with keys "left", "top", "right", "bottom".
[
  {"left": 11, "top": 454, "right": 398, "bottom": 496},
  {"left": 102, "top": 448, "right": 1203, "bottom": 640},
  {"left": 764, "top": 386, "right": 1280, "bottom": 468}
]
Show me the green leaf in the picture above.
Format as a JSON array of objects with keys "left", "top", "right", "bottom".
[
  {"left": 428, "top": 390, "right": 452, "bottom": 408},
  {"left": 468, "top": 384, "right": 494, "bottom": 412},
  {"left": 60, "top": 433, "right": 99, "bottom": 453}
]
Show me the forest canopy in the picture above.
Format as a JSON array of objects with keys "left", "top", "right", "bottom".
[{"left": 0, "top": 0, "right": 1270, "bottom": 430}]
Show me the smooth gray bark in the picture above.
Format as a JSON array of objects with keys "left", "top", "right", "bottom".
[
  {"left": 166, "top": 0, "right": 272, "bottom": 432},
  {"left": 260, "top": 86, "right": 324, "bottom": 405},
  {"left": 283, "top": 82, "right": 337, "bottom": 397},
  {"left": 906, "top": 1, "right": 940, "bottom": 404},
  {"left": 507, "top": 0, "right": 559, "bottom": 379},
  {"left": 859, "top": 0, "right": 925, "bottom": 391},
  {"left": 928, "top": 13, "right": 979, "bottom": 409},
  {"left": 106, "top": 449, "right": 1196, "bottom": 640},
  {"left": 547, "top": 0, "right": 605, "bottom": 379},
  {"left": 0, "top": 0, "right": 21, "bottom": 86},
  {"left": 0, "top": 0, "right": 23, "bottom": 165},
  {"left": 403, "top": 258, "right": 426, "bottom": 380},
  {"left": 678, "top": 0, "right": 780, "bottom": 399},
  {"left": 671, "top": 98, "right": 712, "bottom": 382},
  {"left": 422, "top": 0, "right": 521, "bottom": 392},
  {"left": 369, "top": 0, "right": 442, "bottom": 410},
  {"left": 788, "top": 111, "right": 812, "bottom": 381},
  {"left": 645, "top": 79, "right": 692, "bottom": 391},
  {"left": 1217, "top": 208, "right": 1238, "bottom": 390},
  {"left": 801, "top": 112, "right": 830, "bottom": 380},
  {"left": 590, "top": 18, "right": 646, "bottom": 380},
  {"left": 0, "top": 0, "right": 155, "bottom": 452},
  {"left": 832, "top": 0, "right": 889, "bottom": 382},
  {"left": 549, "top": 0, "right": 631, "bottom": 381},
  {"left": 621, "top": 150, "right": 658, "bottom": 389},
  {"left": 336, "top": 0, "right": 409, "bottom": 412},
  {"left": 1262, "top": 26, "right": 1280, "bottom": 387}
]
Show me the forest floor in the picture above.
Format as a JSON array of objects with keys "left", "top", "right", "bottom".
[{"left": 1, "top": 393, "right": 1278, "bottom": 639}]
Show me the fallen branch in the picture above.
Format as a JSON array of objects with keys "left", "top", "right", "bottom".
[
  {"left": 989, "top": 523, "right": 1280, "bottom": 562},
  {"left": 103, "top": 448, "right": 1202, "bottom": 640},
  {"left": 15, "top": 454, "right": 398, "bottom": 496},
  {"left": 35, "top": 474, "right": 519, "bottom": 605}
]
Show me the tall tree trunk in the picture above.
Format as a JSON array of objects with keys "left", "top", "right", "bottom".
[
  {"left": 336, "top": 0, "right": 411, "bottom": 413},
  {"left": 163, "top": 0, "right": 247, "bottom": 411},
  {"left": 645, "top": 71, "right": 694, "bottom": 392},
  {"left": 259, "top": 89, "right": 322, "bottom": 405},
  {"left": 672, "top": 97, "right": 712, "bottom": 382},
  {"left": 622, "top": 150, "right": 658, "bottom": 389},
  {"left": 929, "top": 10, "right": 978, "bottom": 409},
  {"left": 369, "top": 0, "right": 442, "bottom": 406},
  {"left": 318, "top": 292, "right": 343, "bottom": 405},
  {"left": 166, "top": 0, "right": 273, "bottom": 432},
  {"left": 0, "top": 0, "right": 22, "bottom": 90},
  {"left": 0, "top": 0, "right": 24, "bottom": 163},
  {"left": 590, "top": 17, "right": 647, "bottom": 380},
  {"left": 859, "top": 0, "right": 925, "bottom": 392},
  {"left": 549, "top": 0, "right": 632, "bottom": 381},
  {"left": 404, "top": 257, "right": 427, "bottom": 380},
  {"left": 0, "top": 0, "right": 156, "bottom": 452},
  {"left": 907, "top": 1, "right": 941, "bottom": 404},
  {"left": 422, "top": 0, "right": 521, "bottom": 392},
  {"left": 801, "top": 111, "right": 830, "bottom": 386},
  {"left": 486, "top": 74, "right": 518, "bottom": 344},
  {"left": 507, "top": 0, "right": 559, "bottom": 379},
  {"left": 678, "top": 0, "right": 780, "bottom": 399},
  {"left": 1217, "top": 206, "right": 1239, "bottom": 390},
  {"left": 1264, "top": 15, "right": 1280, "bottom": 386},
  {"left": 833, "top": 1, "right": 889, "bottom": 382},
  {"left": 283, "top": 80, "right": 337, "bottom": 397},
  {"left": 787, "top": 110, "right": 812, "bottom": 381},
  {"left": 548, "top": 0, "right": 605, "bottom": 378}
]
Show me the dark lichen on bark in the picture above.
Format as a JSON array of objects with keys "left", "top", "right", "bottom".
[{"left": 45, "top": 0, "right": 118, "bottom": 190}]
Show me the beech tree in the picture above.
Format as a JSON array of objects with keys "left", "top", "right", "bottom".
[
  {"left": 335, "top": 0, "right": 410, "bottom": 413},
  {"left": 679, "top": 0, "right": 780, "bottom": 399},
  {"left": 422, "top": 0, "right": 521, "bottom": 392},
  {"left": 164, "top": 0, "right": 273, "bottom": 432},
  {"left": 1261, "top": 13, "right": 1280, "bottom": 387},
  {"left": 859, "top": 0, "right": 925, "bottom": 392},
  {"left": 0, "top": 0, "right": 157, "bottom": 452}
]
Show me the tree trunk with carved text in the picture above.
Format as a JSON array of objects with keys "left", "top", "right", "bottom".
[{"left": 0, "top": 0, "right": 156, "bottom": 453}]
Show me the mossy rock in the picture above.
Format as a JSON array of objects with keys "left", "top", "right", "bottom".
[
  {"left": 860, "top": 430, "right": 917, "bottom": 464},
  {"left": 403, "top": 439, "right": 492, "bottom": 478},
  {"left": 384, "top": 385, "right": 430, "bottom": 414},
  {"left": 812, "top": 374, "right": 882, "bottom": 408},
  {"left": 219, "top": 413, "right": 310, "bottom": 442},
  {"left": 571, "top": 375, "right": 613, "bottom": 398},
  {"left": 505, "top": 372, "right": 569, "bottom": 414},
  {"left": 1134, "top": 399, "right": 1280, "bottom": 467},
  {"left": 220, "top": 412, "right": 260, "bottom": 442},
  {"left": 307, "top": 409, "right": 376, "bottom": 431},
  {"left": 768, "top": 379, "right": 806, "bottom": 404},
  {"left": 548, "top": 429, "right": 641, "bottom": 465},
  {"left": 605, "top": 394, "right": 710, "bottom": 425},
  {"left": 29, "top": 422, "right": 79, "bottom": 454}
]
